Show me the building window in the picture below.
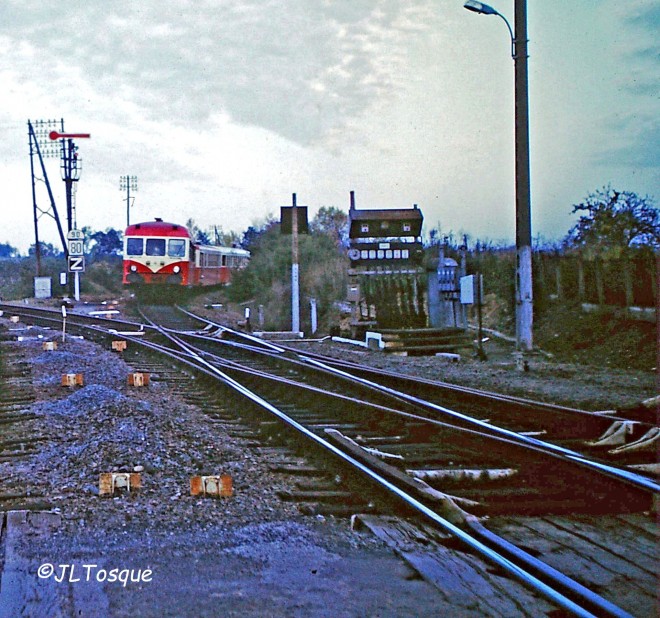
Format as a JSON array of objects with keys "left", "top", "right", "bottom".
[
  {"left": 402, "top": 223, "right": 411, "bottom": 232},
  {"left": 369, "top": 250, "right": 376, "bottom": 259},
  {"left": 385, "top": 250, "right": 392, "bottom": 259},
  {"left": 377, "top": 250, "right": 384, "bottom": 259},
  {"left": 361, "top": 224, "right": 370, "bottom": 233}
]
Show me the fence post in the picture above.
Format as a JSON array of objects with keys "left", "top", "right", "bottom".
[
  {"left": 623, "top": 258, "right": 634, "bottom": 308},
  {"left": 577, "top": 255, "right": 585, "bottom": 300},
  {"left": 595, "top": 259, "right": 605, "bottom": 305},
  {"left": 554, "top": 259, "right": 562, "bottom": 299}
]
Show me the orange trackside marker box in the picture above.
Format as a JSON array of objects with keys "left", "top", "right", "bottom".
[
  {"left": 112, "top": 340, "right": 127, "bottom": 352},
  {"left": 128, "top": 372, "right": 150, "bottom": 386},
  {"left": 99, "top": 472, "right": 142, "bottom": 496},
  {"left": 61, "top": 373, "right": 84, "bottom": 387},
  {"left": 43, "top": 341, "right": 57, "bottom": 351},
  {"left": 190, "top": 474, "right": 233, "bottom": 498}
]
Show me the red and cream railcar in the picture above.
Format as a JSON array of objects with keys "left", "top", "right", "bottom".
[{"left": 123, "top": 219, "right": 249, "bottom": 286}]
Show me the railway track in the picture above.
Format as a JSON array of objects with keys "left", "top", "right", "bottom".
[
  {"left": 144, "top": 305, "right": 659, "bottom": 489},
  {"left": 1, "top": 302, "right": 657, "bottom": 617}
]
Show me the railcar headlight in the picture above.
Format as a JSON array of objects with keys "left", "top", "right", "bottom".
[
  {"left": 130, "top": 265, "right": 137, "bottom": 272},
  {"left": 173, "top": 266, "right": 180, "bottom": 273}
]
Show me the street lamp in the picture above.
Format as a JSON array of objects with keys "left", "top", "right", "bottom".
[
  {"left": 464, "top": 1, "right": 498, "bottom": 16},
  {"left": 464, "top": 0, "right": 533, "bottom": 353}
]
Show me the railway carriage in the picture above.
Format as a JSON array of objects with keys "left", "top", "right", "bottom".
[{"left": 123, "top": 218, "right": 249, "bottom": 286}]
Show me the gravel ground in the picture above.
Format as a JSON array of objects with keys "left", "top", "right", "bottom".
[
  {"left": 287, "top": 337, "right": 657, "bottom": 411},
  {"left": 0, "top": 318, "right": 446, "bottom": 617},
  {"left": 1, "top": 309, "right": 656, "bottom": 617}
]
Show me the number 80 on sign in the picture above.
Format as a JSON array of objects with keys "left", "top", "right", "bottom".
[{"left": 68, "top": 240, "right": 84, "bottom": 256}]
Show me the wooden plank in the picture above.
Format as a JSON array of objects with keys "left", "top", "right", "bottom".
[
  {"left": 489, "top": 516, "right": 656, "bottom": 618},
  {"left": 543, "top": 515, "right": 658, "bottom": 575},
  {"left": 0, "top": 511, "right": 64, "bottom": 617},
  {"left": 0, "top": 511, "right": 109, "bottom": 618},
  {"left": 324, "top": 429, "right": 476, "bottom": 523},
  {"left": 616, "top": 513, "right": 659, "bottom": 539},
  {"left": 356, "top": 515, "right": 555, "bottom": 617}
]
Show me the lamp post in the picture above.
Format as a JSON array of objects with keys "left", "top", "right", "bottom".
[{"left": 464, "top": 0, "right": 533, "bottom": 353}]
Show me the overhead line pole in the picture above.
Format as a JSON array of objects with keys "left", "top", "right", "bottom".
[
  {"left": 463, "top": 0, "right": 534, "bottom": 353},
  {"left": 514, "top": 0, "right": 533, "bottom": 352},
  {"left": 120, "top": 175, "right": 138, "bottom": 227}
]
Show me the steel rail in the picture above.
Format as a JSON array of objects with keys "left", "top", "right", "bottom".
[
  {"left": 1, "top": 304, "right": 635, "bottom": 616},
  {"left": 174, "top": 307, "right": 647, "bottom": 427},
  {"left": 4, "top": 304, "right": 656, "bottom": 493},
  {"left": 136, "top": 316, "right": 630, "bottom": 618},
  {"left": 298, "top": 356, "right": 660, "bottom": 494},
  {"left": 167, "top": 313, "right": 659, "bottom": 494}
]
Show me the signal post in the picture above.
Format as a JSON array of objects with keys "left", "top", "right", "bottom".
[{"left": 49, "top": 129, "right": 90, "bottom": 301}]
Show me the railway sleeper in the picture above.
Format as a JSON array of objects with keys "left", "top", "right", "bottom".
[
  {"left": 407, "top": 468, "right": 519, "bottom": 483},
  {"left": 277, "top": 489, "right": 358, "bottom": 503},
  {"left": 586, "top": 420, "right": 644, "bottom": 447},
  {"left": 0, "top": 404, "right": 31, "bottom": 413},
  {"left": 325, "top": 429, "right": 478, "bottom": 524},
  {"left": 0, "top": 395, "right": 35, "bottom": 405},
  {"left": 0, "top": 437, "right": 47, "bottom": 449},
  {"left": 269, "top": 464, "right": 327, "bottom": 476},
  {"left": 295, "top": 478, "right": 344, "bottom": 491},
  {"left": 0, "top": 414, "right": 38, "bottom": 425},
  {"left": 0, "top": 450, "right": 39, "bottom": 462},
  {"left": 298, "top": 502, "right": 379, "bottom": 517}
]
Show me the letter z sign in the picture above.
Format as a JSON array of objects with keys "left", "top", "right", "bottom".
[{"left": 68, "top": 256, "right": 85, "bottom": 273}]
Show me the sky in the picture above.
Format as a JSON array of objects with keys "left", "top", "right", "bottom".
[{"left": 1, "top": 0, "right": 658, "bottom": 254}]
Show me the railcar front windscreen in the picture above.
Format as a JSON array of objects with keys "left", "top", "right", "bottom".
[
  {"left": 146, "top": 239, "right": 166, "bottom": 256},
  {"left": 168, "top": 239, "right": 186, "bottom": 257},
  {"left": 126, "top": 238, "right": 144, "bottom": 255}
]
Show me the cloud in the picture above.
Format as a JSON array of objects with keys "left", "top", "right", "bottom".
[
  {"left": 595, "top": 113, "right": 660, "bottom": 169},
  {"left": 1, "top": 1, "right": 427, "bottom": 146}
]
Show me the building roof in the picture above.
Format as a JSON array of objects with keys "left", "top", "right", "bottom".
[{"left": 348, "top": 208, "right": 423, "bottom": 222}]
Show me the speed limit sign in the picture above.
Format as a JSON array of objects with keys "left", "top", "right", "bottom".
[
  {"left": 67, "top": 229, "right": 84, "bottom": 256},
  {"left": 68, "top": 239, "right": 84, "bottom": 256}
]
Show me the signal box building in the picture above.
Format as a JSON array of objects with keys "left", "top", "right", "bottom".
[
  {"left": 348, "top": 206, "right": 424, "bottom": 269},
  {"left": 347, "top": 192, "right": 427, "bottom": 334}
]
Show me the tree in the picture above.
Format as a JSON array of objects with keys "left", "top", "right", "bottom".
[
  {"left": 28, "top": 242, "right": 62, "bottom": 257},
  {"left": 310, "top": 206, "right": 349, "bottom": 247},
  {"left": 240, "top": 215, "right": 278, "bottom": 251},
  {"left": 0, "top": 242, "right": 19, "bottom": 258},
  {"left": 89, "top": 228, "right": 123, "bottom": 259},
  {"left": 565, "top": 187, "right": 659, "bottom": 258},
  {"left": 228, "top": 216, "right": 348, "bottom": 332},
  {"left": 211, "top": 225, "right": 241, "bottom": 247}
]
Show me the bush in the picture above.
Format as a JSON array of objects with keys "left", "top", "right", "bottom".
[
  {"left": 226, "top": 223, "right": 348, "bottom": 333},
  {"left": 0, "top": 255, "right": 123, "bottom": 300}
]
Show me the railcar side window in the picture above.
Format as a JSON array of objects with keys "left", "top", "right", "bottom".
[
  {"left": 203, "top": 253, "right": 220, "bottom": 267},
  {"left": 126, "top": 238, "right": 144, "bottom": 256},
  {"left": 146, "top": 239, "right": 166, "bottom": 256},
  {"left": 168, "top": 239, "right": 186, "bottom": 257}
]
